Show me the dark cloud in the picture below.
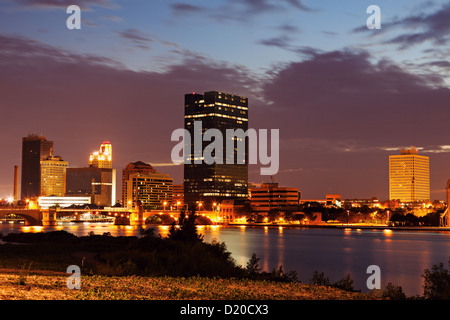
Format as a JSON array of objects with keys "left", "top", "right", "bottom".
[
  {"left": 239, "top": 0, "right": 277, "bottom": 13},
  {"left": 277, "top": 24, "right": 301, "bottom": 33},
  {"left": 170, "top": 0, "right": 313, "bottom": 21},
  {"left": 425, "top": 60, "right": 450, "bottom": 68},
  {"left": 8, "top": 0, "right": 118, "bottom": 10},
  {"left": 240, "top": 0, "right": 313, "bottom": 13},
  {"left": 255, "top": 48, "right": 450, "bottom": 198},
  {"left": 170, "top": 3, "right": 205, "bottom": 15},
  {"left": 258, "top": 35, "right": 292, "bottom": 50},
  {"left": 116, "top": 28, "right": 153, "bottom": 49},
  {"left": 261, "top": 48, "right": 449, "bottom": 138},
  {"left": 117, "top": 29, "right": 152, "bottom": 43},
  {"left": 283, "top": 0, "right": 313, "bottom": 12},
  {"left": 354, "top": 3, "right": 450, "bottom": 49}
]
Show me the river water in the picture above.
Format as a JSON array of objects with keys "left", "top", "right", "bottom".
[{"left": 1, "top": 221, "right": 450, "bottom": 297}]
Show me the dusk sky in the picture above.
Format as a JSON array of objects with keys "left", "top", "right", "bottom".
[{"left": 1, "top": 0, "right": 450, "bottom": 201}]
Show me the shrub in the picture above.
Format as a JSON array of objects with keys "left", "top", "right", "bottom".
[
  {"left": 168, "top": 209, "right": 204, "bottom": 243},
  {"left": 246, "top": 253, "right": 262, "bottom": 275},
  {"left": 333, "top": 274, "right": 356, "bottom": 292},
  {"left": 310, "top": 270, "right": 331, "bottom": 286},
  {"left": 422, "top": 258, "right": 450, "bottom": 300},
  {"left": 382, "top": 283, "right": 406, "bottom": 300}
]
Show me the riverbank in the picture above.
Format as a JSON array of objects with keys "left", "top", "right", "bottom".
[
  {"left": 2, "top": 220, "right": 450, "bottom": 233},
  {"left": 227, "top": 222, "right": 450, "bottom": 232},
  {"left": 0, "top": 268, "right": 375, "bottom": 300}
]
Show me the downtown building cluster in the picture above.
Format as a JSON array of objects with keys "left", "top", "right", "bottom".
[
  {"left": 18, "top": 136, "right": 176, "bottom": 211},
  {"left": 7, "top": 91, "right": 445, "bottom": 223},
  {"left": 10, "top": 91, "right": 302, "bottom": 219}
]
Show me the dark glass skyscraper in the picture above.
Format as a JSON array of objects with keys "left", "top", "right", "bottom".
[
  {"left": 65, "top": 167, "right": 115, "bottom": 207},
  {"left": 21, "top": 134, "right": 53, "bottom": 200},
  {"left": 184, "top": 91, "right": 248, "bottom": 209}
]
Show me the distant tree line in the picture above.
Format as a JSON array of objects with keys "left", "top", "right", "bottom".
[{"left": 243, "top": 201, "right": 443, "bottom": 226}]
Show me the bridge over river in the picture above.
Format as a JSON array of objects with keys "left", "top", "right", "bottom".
[{"left": 0, "top": 206, "right": 219, "bottom": 226}]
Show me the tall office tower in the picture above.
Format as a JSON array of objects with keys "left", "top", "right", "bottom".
[
  {"left": 13, "top": 165, "right": 19, "bottom": 202},
  {"left": 447, "top": 179, "right": 450, "bottom": 206},
  {"left": 184, "top": 91, "right": 249, "bottom": 209},
  {"left": 40, "top": 156, "right": 68, "bottom": 197},
  {"left": 65, "top": 167, "right": 116, "bottom": 206},
  {"left": 21, "top": 134, "right": 54, "bottom": 200},
  {"left": 389, "top": 146, "right": 430, "bottom": 202},
  {"left": 89, "top": 141, "right": 112, "bottom": 168},
  {"left": 122, "top": 161, "right": 172, "bottom": 209}
]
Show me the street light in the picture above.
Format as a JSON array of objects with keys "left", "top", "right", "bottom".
[
  {"left": 163, "top": 201, "right": 167, "bottom": 211},
  {"left": 198, "top": 202, "right": 202, "bottom": 211}
]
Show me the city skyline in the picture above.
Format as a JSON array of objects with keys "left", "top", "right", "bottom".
[
  {"left": 1, "top": 1, "right": 450, "bottom": 201},
  {"left": 3, "top": 132, "right": 442, "bottom": 204}
]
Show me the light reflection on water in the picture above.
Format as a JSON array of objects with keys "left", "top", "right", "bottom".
[{"left": 1, "top": 222, "right": 450, "bottom": 296}]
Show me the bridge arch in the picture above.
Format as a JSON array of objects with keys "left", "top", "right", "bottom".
[{"left": 0, "top": 210, "right": 42, "bottom": 226}]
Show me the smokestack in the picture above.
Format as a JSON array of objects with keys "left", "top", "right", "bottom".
[{"left": 14, "top": 165, "right": 19, "bottom": 202}]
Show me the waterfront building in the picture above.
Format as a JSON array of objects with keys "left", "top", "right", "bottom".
[
  {"left": 89, "top": 141, "right": 112, "bottom": 169},
  {"left": 65, "top": 167, "right": 116, "bottom": 207},
  {"left": 216, "top": 199, "right": 249, "bottom": 223},
  {"left": 40, "top": 156, "right": 68, "bottom": 197},
  {"left": 325, "top": 194, "right": 342, "bottom": 207},
  {"left": 249, "top": 183, "right": 300, "bottom": 214},
  {"left": 122, "top": 161, "right": 173, "bottom": 209},
  {"left": 389, "top": 146, "right": 430, "bottom": 202},
  {"left": 38, "top": 196, "right": 91, "bottom": 209},
  {"left": 184, "top": 91, "right": 249, "bottom": 209},
  {"left": 122, "top": 161, "right": 157, "bottom": 207},
  {"left": 446, "top": 179, "right": 450, "bottom": 206},
  {"left": 172, "top": 184, "right": 184, "bottom": 209},
  {"left": 342, "top": 198, "right": 380, "bottom": 208},
  {"left": 21, "top": 134, "right": 54, "bottom": 200}
]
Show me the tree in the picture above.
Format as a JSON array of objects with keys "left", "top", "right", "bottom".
[
  {"left": 310, "top": 270, "right": 331, "bottom": 286},
  {"left": 246, "top": 213, "right": 264, "bottom": 223},
  {"left": 246, "top": 253, "right": 262, "bottom": 275},
  {"left": 139, "top": 227, "right": 156, "bottom": 238},
  {"left": 168, "top": 208, "right": 204, "bottom": 243},
  {"left": 333, "top": 274, "right": 356, "bottom": 292},
  {"left": 382, "top": 283, "right": 406, "bottom": 300},
  {"left": 267, "top": 209, "right": 281, "bottom": 222},
  {"left": 422, "top": 258, "right": 450, "bottom": 299},
  {"left": 293, "top": 213, "right": 305, "bottom": 222},
  {"left": 283, "top": 210, "right": 293, "bottom": 221}
]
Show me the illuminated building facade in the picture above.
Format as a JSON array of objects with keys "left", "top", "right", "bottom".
[
  {"left": 447, "top": 179, "right": 450, "bottom": 206},
  {"left": 65, "top": 167, "right": 116, "bottom": 207},
  {"left": 122, "top": 161, "right": 157, "bottom": 207},
  {"left": 249, "top": 183, "right": 300, "bottom": 214},
  {"left": 184, "top": 91, "right": 249, "bottom": 209},
  {"left": 389, "top": 146, "right": 430, "bottom": 202},
  {"left": 172, "top": 184, "right": 184, "bottom": 208},
  {"left": 40, "top": 156, "right": 68, "bottom": 197},
  {"left": 122, "top": 161, "right": 173, "bottom": 209},
  {"left": 21, "top": 134, "right": 54, "bottom": 200},
  {"left": 38, "top": 196, "right": 91, "bottom": 209},
  {"left": 89, "top": 141, "right": 112, "bottom": 169}
]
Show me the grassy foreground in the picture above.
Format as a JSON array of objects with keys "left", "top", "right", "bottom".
[{"left": 0, "top": 269, "right": 373, "bottom": 300}]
